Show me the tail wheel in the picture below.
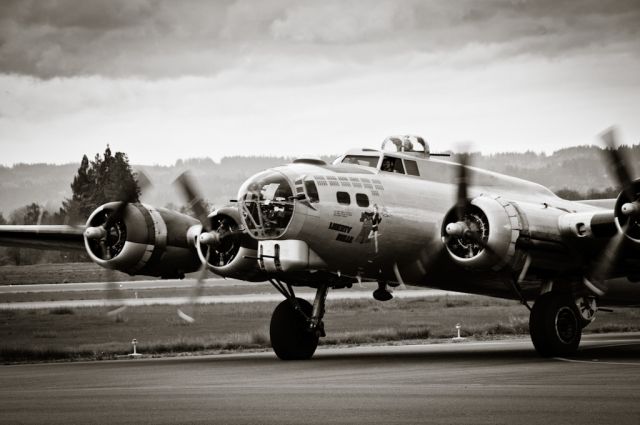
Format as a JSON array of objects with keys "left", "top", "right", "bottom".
[
  {"left": 529, "top": 292, "right": 581, "bottom": 357},
  {"left": 270, "top": 298, "right": 319, "bottom": 360}
]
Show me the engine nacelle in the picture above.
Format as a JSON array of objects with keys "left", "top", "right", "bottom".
[
  {"left": 85, "top": 202, "right": 201, "bottom": 278},
  {"left": 195, "top": 206, "right": 263, "bottom": 281},
  {"left": 442, "top": 196, "right": 524, "bottom": 271}
]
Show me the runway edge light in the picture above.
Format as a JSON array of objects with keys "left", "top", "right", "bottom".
[
  {"left": 452, "top": 323, "right": 465, "bottom": 342},
  {"left": 129, "top": 338, "right": 142, "bottom": 358}
]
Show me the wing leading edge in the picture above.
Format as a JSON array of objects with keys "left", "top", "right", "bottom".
[{"left": 0, "top": 225, "right": 86, "bottom": 251}]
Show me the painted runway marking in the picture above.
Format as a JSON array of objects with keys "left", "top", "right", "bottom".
[
  {"left": 554, "top": 357, "right": 640, "bottom": 366},
  {"left": 553, "top": 339, "right": 640, "bottom": 366},
  {"left": 0, "top": 279, "right": 259, "bottom": 293},
  {"left": 0, "top": 289, "right": 460, "bottom": 310},
  {"left": 584, "top": 341, "right": 640, "bottom": 349}
]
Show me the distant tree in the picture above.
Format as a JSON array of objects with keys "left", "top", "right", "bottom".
[
  {"left": 585, "top": 187, "right": 619, "bottom": 200},
  {"left": 0, "top": 212, "right": 6, "bottom": 225},
  {"left": 61, "top": 145, "right": 140, "bottom": 223},
  {"left": 6, "top": 203, "right": 50, "bottom": 265},
  {"left": 94, "top": 146, "right": 140, "bottom": 206},
  {"left": 26, "top": 203, "right": 47, "bottom": 225},
  {"left": 61, "top": 155, "right": 94, "bottom": 223},
  {"left": 555, "top": 188, "right": 582, "bottom": 200},
  {"left": 9, "top": 203, "right": 47, "bottom": 225},
  {"left": 556, "top": 187, "right": 619, "bottom": 200}
]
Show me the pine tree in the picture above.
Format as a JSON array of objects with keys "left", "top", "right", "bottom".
[{"left": 62, "top": 145, "right": 141, "bottom": 222}]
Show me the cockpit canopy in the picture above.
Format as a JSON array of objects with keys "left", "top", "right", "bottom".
[
  {"left": 237, "top": 170, "right": 294, "bottom": 239},
  {"left": 340, "top": 154, "right": 380, "bottom": 168}
]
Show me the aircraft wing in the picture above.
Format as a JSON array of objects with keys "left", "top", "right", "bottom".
[{"left": 0, "top": 225, "right": 86, "bottom": 251}]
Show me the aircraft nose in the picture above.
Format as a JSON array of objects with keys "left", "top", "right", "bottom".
[{"left": 237, "top": 170, "right": 295, "bottom": 239}]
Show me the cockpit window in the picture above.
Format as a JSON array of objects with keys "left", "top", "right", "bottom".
[
  {"left": 304, "top": 180, "right": 319, "bottom": 203},
  {"left": 404, "top": 160, "right": 420, "bottom": 176},
  {"left": 342, "top": 155, "right": 380, "bottom": 168},
  {"left": 380, "top": 156, "right": 405, "bottom": 174},
  {"left": 238, "top": 170, "right": 294, "bottom": 239}
]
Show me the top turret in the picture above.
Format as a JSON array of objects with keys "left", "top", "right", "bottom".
[{"left": 381, "top": 135, "right": 429, "bottom": 158}]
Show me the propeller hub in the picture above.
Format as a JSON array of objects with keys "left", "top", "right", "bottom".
[
  {"left": 621, "top": 201, "right": 640, "bottom": 217},
  {"left": 445, "top": 221, "right": 469, "bottom": 237},
  {"left": 199, "top": 231, "right": 222, "bottom": 247},
  {"left": 84, "top": 226, "right": 106, "bottom": 240}
]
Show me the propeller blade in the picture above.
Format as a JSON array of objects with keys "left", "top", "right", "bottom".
[
  {"left": 464, "top": 228, "right": 500, "bottom": 262},
  {"left": 584, "top": 223, "right": 628, "bottom": 296},
  {"left": 585, "top": 127, "right": 637, "bottom": 296},
  {"left": 103, "top": 170, "right": 151, "bottom": 230},
  {"left": 98, "top": 240, "right": 128, "bottom": 317},
  {"left": 174, "top": 171, "right": 211, "bottom": 231},
  {"left": 103, "top": 201, "right": 128, "bottom": 231},
  {"left": 177, "top": 250, "right": 211, "bottom": 323},
  {"left": 601, "top": 127, "right": 636, "bottom": 203},
  {"left": 135, "top": 170, "right": 152, "bottom": 193},
  {"left": 176, "top": 308, "right": 195, "bottom": 324},
  {"left": 455, "top": 152, "right": 470, "bottom": 221},
  {"left": 448, "top": 149, "right": 505, "bottom": 265},
  {"left": 106, "top": 304, "right": 128, "bottom": 317}
]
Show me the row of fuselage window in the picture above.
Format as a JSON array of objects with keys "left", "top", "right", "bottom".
[
  {"left": 304, "top": 180, "right": 371, "bottom": 207},
  {"left": 338, "top": 191, "right": 370, "bottom": 207},
  {"left": 305, "top": 187, "right": 370, "bottom": 207}
]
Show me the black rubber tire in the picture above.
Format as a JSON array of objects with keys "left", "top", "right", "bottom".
[
  {"left": 529, "top": 292, "right": 581, "bottom": 357},
  {"left": 270, "top": 298, "right": 319, "bottom": 360}
]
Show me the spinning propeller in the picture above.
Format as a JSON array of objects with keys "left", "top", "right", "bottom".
[
  {"left": 443, "top": 149, "right": 532, "bottom": 297},
  {"left": 444, "top": 151, "right": 501, "bottom": 262},
  {"left": 444, "top": 130, "right": 639, "bottom": 298},
  {"left": 83, "top": 171, "right": 151, "bottom": 317},
  {"left": 173, "top": 171, "right": 242, "bottom": 322},
  {"left": 584, "top": 127, "right": 638, "bottom": 296}
]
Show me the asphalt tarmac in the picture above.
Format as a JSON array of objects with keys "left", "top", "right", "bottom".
[{"left": 1, "top": 334, "right": 639, "bottom": 425}]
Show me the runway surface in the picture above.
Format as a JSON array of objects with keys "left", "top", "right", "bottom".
[{"left": 1, "top": 334, "right": 640, "bottom": 425}]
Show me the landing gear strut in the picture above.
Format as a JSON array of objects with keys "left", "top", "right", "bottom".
[
  {"left": 529, "top": 292, "right": 582, "bottom": 357},
  {"left": 268, "top": 280, "right": 329, "bottom": 360}
]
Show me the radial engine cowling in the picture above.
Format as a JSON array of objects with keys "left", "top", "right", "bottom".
[
  {"left": 85, "top": 202, "right": 201, "bottom": 278},
  {"left": 614, "top": 178, "right": 640, "bottom": 243},
  {"left": 442, "top": 196, "right": 524, "bottom": 271},
  {"left": 195, "top": 206, "right": 263, "bottom": 281}
]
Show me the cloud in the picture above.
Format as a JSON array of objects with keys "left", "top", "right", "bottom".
[
  {"left": 0, "top": 0, "right": 638, "bottom": 78},
  {"left": 270, "top": 1, "right": 414, "bottom": 44},
  {"left": 0, "top": 0, "right": 638, "bottom": 166},
  {"left": 1, "top": 42, "right": 639, "bottom": 165}
]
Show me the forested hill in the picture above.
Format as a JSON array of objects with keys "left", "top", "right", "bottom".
[
  {"left": 1, "top": 145, "right": 639, "bottom": 215},
  {"left": 469, "top": 145, "right": 625, "bottom": 192}
]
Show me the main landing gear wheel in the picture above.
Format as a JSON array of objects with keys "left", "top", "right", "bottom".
[
  {"left": 529, "top": 292, "right": 581, "bottom": 357},
  {"left": 270, "top": 298, "right": 319, "bottom": 360}
]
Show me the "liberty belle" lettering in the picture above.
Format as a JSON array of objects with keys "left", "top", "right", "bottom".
[{"left": 328, "top": 222, "right": 352, "bottom": 233}]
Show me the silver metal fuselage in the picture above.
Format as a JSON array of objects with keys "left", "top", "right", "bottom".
[{"left": 237, "top": 152, "right": 639, "bottom": 305}]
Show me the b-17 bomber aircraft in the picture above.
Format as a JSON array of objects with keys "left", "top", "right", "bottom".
[{"left": 2, "top": 128, "right": 640, "bottom": 360}]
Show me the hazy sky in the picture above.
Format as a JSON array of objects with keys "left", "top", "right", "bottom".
[{"left": 0, "top": 0, "right": 639, "bottom": 165}]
